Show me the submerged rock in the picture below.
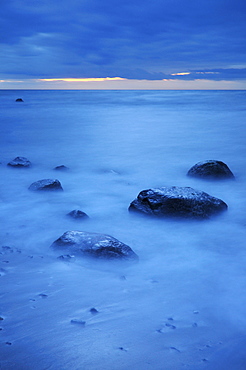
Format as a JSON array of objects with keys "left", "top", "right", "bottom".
[
  {"left": 8, "top": 156, "right": 31, "bottom": 167},
  {"left": 51, "top": 231, "right": 138, "bottom": 260},
  {"left": 67, "top": 210, "right": 89, "bottom": 219},
  {"left": 29, "top": 179, "right": 63, "bottom": 191},
  {"left": 54, "top": 165, "right": 69, "bottom": 171},
  {"left": 187, "top": 160, "right": 234, "bottom": 179},
  {"left": 129, "top": 186, "right": 227, "bottom": 219}
]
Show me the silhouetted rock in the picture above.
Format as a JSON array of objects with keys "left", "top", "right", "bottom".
[
  {"left": 29, "top": 179, "right": 63, "bottom": 191},
  {"left": 67, "top": 210, "right": 89, "bottom": 219},
  {"left": 129, "top": 186, "right": 227, "bottom": 219},
  {"left": 51, "top": 231, "right": 138, "bottom": 260},
  {"left": 187, "top": 160, "right": 234, "bottom": 179},
  {"left": 54, "top": 165, "right": 69, "bottom": 171},
  {"left": 8, "top": 156, "right": 31, "bottom": 167},
  {"left": 15, "top": 98, "right": 24, "bottom": 102}
]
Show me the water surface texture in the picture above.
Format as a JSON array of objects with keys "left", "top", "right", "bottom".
[{"left": 0, "top": 90, "right": 246, "bottom": 369}]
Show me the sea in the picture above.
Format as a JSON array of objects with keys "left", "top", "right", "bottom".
[{"left": 0, "top": 89, "right": 246, "bottom": 369}]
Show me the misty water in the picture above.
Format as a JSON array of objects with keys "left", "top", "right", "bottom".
[{"left": 0, "top": 90, "right": 246, "bottom": 369}]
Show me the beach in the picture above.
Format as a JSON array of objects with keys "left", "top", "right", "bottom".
[{"left": 0, "top": 90, "right": 246, "bottom": 369}]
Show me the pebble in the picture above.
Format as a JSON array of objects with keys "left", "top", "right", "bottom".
[
  {"left": 70, "top": 319, "right": 86, "bottom": 326},
  {"left": 90, "top": 308, "right": 99, "bottom": 315}
]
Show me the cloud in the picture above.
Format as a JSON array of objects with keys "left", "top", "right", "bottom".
[{"left": 0, "top": 0, "right": 246, "bottom": 82}]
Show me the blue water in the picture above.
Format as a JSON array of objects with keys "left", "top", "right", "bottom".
[{"left": 0, "top": 90, "right": 246, "bottom": 369}]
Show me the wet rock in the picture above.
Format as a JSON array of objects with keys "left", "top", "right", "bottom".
[
  {"left": 28, "top": 179, "right": 63, "bottom": 191},
  {"left": 129, "top": 186, "right": 227, "bottom": 219},
  {"left": 8, "top": 156, "right": 31, "bottom": 167},
  {"left": 187, "top": 160, "right": 234, "bottom": 179},
  {"left": 15, "top": 98, "right": 24, "bottom": 102},
  {"left": 70, "top": 319, "right": 86, "bottom": 326},
  {"left": 57, "top": 254, "right": 74, "bottom": 261},
  {"left": 67, "top": 210, "right": 89, "bottom": 219},
  {"left": 90, "top": 307, "right": 99, "bottom": 315},
  {"left": 51, "top": 231, "right": 138, "bottom": 260},
  {"left": 54, "top": 165, "right": 69, "bottom": 171},
  {"left": 38, "top": 293, "right": 48, "bottom": 298}
]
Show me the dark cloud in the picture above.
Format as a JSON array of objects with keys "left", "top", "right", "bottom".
[{"left": 0, "top": 0, "right": 246, "bottom": 81}]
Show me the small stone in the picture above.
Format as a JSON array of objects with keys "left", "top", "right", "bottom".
[
  {"left": 54, "top": 165, "right": 69, "bottom": 171},
  {"left": 70, "top": 319, "right": 86, "bottom": 326},
  {"left": 118, "top": 347, "right": 127, "bottom": 352},
  {"left": 170, "top": 347, "right": 181, "bottom": 353},
  {"left": 8, "top": 157, "right": 31, "bottom": 167},
  {"left": 38, "top": 293, "right": 48, "bottom": 298},
  {"left": 16, "top": 98, "right": 24, "bottom": 102},
  {"left": 165, "top": 323, "right": 176, "bottom": 329},
  {"left": 57, "top": 254, "right": 74, "bottom": 261},
  {"left": 90, "top": 308, "right": 99, "bottom": 315},
  {"left": 67, "top": 210, "right": 89, "bottom": 219},
  {"left": 2, "top": 246, "right": 13, "bottom": 252},
  {"left": 29, "top": 179, "right": 63, "bottom": 191}
]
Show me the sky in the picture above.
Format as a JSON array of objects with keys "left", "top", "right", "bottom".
[{"left": 0, "top": 0, "right": 246, "bottom": 89}]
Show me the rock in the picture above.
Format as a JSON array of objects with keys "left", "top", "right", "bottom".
[
  {"left": 67, "top": 210, "right": 89, "bottom": 219},
  {"left": 129, "top": 186, "right": 227, "bottom": 219},
  {"left": 8, "top": 156, "right": 31, "bottom": 167},
  {"left": 90, "top": 307, "right": 99, "bottom": 315},
  {"left": 70, "top": 319, "right": 86, "bottom": 326},
  {"left": 54, "top": 165, "right": 69, "bottom": 171},
  {"left": 16, "top": 98, "right": 24, "bottom": 102},
  {"left": 51, "top": 231, "right": 138, "bottom": 260},
  {"left": 28, "top": 179, "right": 63, "bottom": 191},
  {"left": 187, "top": 160, "right": 234, "bottom": 179}
]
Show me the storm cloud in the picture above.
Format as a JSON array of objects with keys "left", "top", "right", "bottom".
[{"left": 0, "top": 0, "right": 246, "bottom": 81}]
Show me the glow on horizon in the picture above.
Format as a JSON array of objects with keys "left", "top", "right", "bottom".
[
  {"left": 38, "top": 77, "right": 126, "bottom": 82},
  {"left": 171, "top": 72, "right": 191, "bottom": 76},
  {"left": 0, "top": 77, "right": 246, "bottom": 90}
]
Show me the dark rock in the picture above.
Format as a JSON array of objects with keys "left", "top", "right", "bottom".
[
  {"left": 70, "top": 319, "right": 86, "bottom": 326},
  {"left": 54, "top": 165, "right": 69, "bottom": 171},
  {"left": 51, "top": 231, "right": 138, "bottom": 260},
  {"left": 38, "top": 293, "right": 48, "bottom": 298},
  {"left": 16, "top": 98, "right": 24, "bottom": 102},
  {"left": 187, "top": 160, "right": 234, "bottom": 179},
  {"left": 90, "top": 308, "right": 99, "bottom": 315},
  {"left": 67, "top": 210, "right": 89, "bottom": 219},
  {"left": 129, "top": 186, "right": 227, "bottom": 219},
  {"left": 28, "top": 179, "right": 63, "bottom": 191},
  {"left": 8, "top": 156, "right": 31, "bottom": 167},
  {"left": 57, "top": 254, "right": 74, "bottom": 261}
]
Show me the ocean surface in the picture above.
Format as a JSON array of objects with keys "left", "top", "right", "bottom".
[{"left": 0, "top": 90, "right": 246, "bottom": 369}]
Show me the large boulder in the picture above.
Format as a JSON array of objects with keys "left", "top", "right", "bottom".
[
  {"left": 187, "top": 160, "right": 234, "bottom": 179},
  {"left": 129, "top": 186, "right": 227, "bottom": 219},
  {"left": 51, "top": 231, "right": 138, "bottom": 260},
  {"left": 29, "top": 179, "right": 63, "bottom": 191},
  {"left": 8, "top": 156, "right": 31, "bottom": 167}
]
